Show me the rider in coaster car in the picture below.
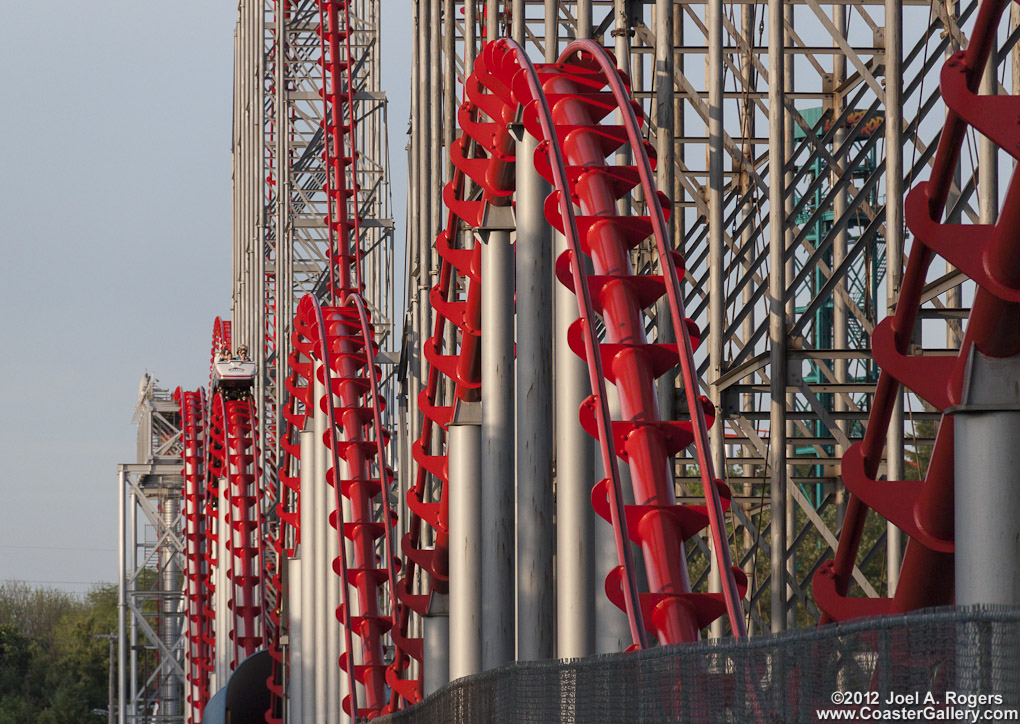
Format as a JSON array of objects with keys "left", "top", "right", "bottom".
[
  {"left": 217, "top": 346, "right": 230, "bottom": 363},
  {"left": 235, "top": 344, "right": 250, "bottom": 361}
]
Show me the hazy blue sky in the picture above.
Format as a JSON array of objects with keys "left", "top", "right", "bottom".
[{"left": 0, "top": 2, "right": 413, "bottom": 591}]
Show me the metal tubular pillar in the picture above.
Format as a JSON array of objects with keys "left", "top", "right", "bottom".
[
  {"left": 885, "top": 0, "right": 904, "bottom": 596},
  {"left": 515, "top": 131, "right": 554, "bottom": 661},
  {"left": 487, "top": 0, "right": 498, "bottom": 41},
  {"left": 448, "top": 402, "right": 482, "bottom": 680},
  {"left": 979, "top": 43, "right": 999, "bottom": 224},
  {"left": 706, "top": 0, "right": 725, "bottom": 639},
  {"left": 954, "top": 352, "right": 1020, "bottom": 606},
  {"left": 299, "top": 429, "right": 316, "bottom": 721},
  {"left": 418, "top": 0, "right": 433, "bottom": 438},
  {"left": 655, "top": 0, "right": 676, "bottom": 425},
  {"left": 423, "top": 595, "right": 450, "bottom": 696},
  {"left": 555, "top": 220, "right": 596, "bottom": 658},
  {"left": 312, "top": 369, "right": 329, "bottom": 722},
  {"left": 289, "top": 556, "right": 304, "bottom": 724},
  {"left": 576, "top": 0, "right": 591, "bottom": 39},
  {"left": 480, "top": 224, "right": 516, "bottom": 670},
  {"left": 117, "top": 468, "right": 127, "bottom": 724},
  {"left": 545, "top": 0, "right": 557, "bottom": 62},
  {"left": 767, "top": 0, "right": 788, "bottom": 633},
  {"left": 466, "top": 0, "right": 477, "bottom": 70}
]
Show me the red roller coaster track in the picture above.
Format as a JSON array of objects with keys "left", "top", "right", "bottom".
[
  {"left": 176, "top": 387, "right": 212, "bottom": 724},
  {"left": 391, "top": 38, "right": 747, "bottom": 705}
]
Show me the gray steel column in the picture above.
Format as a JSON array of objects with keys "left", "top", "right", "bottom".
[
  {"left": 767, "top": 0, "right": 787, "bottom": 633},
  {"left": 487, "top": 0, "right": 498, "bottom": 41},
  {"left": 515, "top": 131, "right": 554, "bottom": 661},
  {"left": 312, "top": 369, "right": 328, "bottom": 723},
  {"left": 481, "top": 226, "right": 515, "bottom": 670},
  {"left": 885, "top": 0, "right": 904, "bottom": 596},
  {"left": 706, "top": 0, "right": 724, "bottom": 640},
  {"left": 289, "top": 556, "right": 304, "bottom": 724},
  {"left": 298, "top": 429, "right": 315, "bottom": 722},
  {"left": 430, "top": 0, "right": 442, "bottom": 284},
  {"left": 423, "top": 594, "right": 450, "bottom": 695},
  {"left": 276, "top": 0, "right": 291, "bottom": 468},
  {"left": 655, "top": 0, "right": 676, "bottom": 424},
  {"left": 555, "top": 222, "right": 596, "bottom": 658},
  {"left": 449, "top": 401, "right": 482, "bottom": 679},
  {"left": 954, "top": 351, "right": 1020, "bottom": 605},
  {"left": 1014, "top": 4, "right": 1020, "bottom": 100},
  {"left": 465, "top": 0, "right": 477, "bottom": 70},
  {"left": 783, "top": 2, "right": 797, "bottom": 632},
  {"left": 117, "top": 469, "right": 126, "bottom": 724},
  {"left": 444, "top": 0, "right": 456, "bottom": 186},
  {"left": 512, "top": 0, "right": 524, "bottom": 43},
  {"left": 130, "top": 499, "right": 137, "bottom": 716},
  {"left": 418, "top": 0, "right": 433, "bottom": 429},
  {"left": 545, "top": 0, "right": 557, "bottom": 61},
  {"left": 979, "top": 44, "right": 999, "bottom": 223},
  {"left": 576, "top": 0, "right": 591, "bottom": 39}
]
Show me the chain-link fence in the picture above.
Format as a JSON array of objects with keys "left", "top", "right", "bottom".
[{"left": 376, "top": 606, "right": 1020, "bottom": 723}]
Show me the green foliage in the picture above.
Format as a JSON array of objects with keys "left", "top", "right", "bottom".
[{"left": 0, "top": 581, "right": 116, "bottom": 724}]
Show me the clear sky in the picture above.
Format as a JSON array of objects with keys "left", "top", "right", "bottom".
[{"left": 0, "top": 2, "right": 413, "bottom": 592}]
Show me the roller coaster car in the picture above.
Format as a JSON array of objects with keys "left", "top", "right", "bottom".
[{"left": 212, "top": 358, "right": 257, "bottom": 400}]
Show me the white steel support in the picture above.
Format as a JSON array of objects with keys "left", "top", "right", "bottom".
[
  {"left": 555, "top": 220, "right": 596, "bottom": 658},
  {"left": 480, "top": 225, "right": 516, "bottom": 671},
  {"left": 706, "top": 0, "right": 725, "bottom": 640},
  {"left": 449, "top": 402, "right": 483, "bottom": 680},
  {"left": 954, "top": 352, "right": 1020, "bottom": 606},
  {"left": 118, "top": 467, "right": 127, "bottom": 724},
  {"left": 885, "top": 0, "right": 904, "bottom": 596},
  {"left": 298, "top": 428, "right": 315, "bottom": 723},
  {"left": 515, "top": 131, "right": 555, "bottom": 661}
]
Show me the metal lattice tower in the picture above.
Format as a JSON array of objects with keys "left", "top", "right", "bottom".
[
  {"left": 229, "top": 0, "right": 396, "bottom": 491},
  {"left": 117, "top": 375, "right": 186, "bottom": 723}
]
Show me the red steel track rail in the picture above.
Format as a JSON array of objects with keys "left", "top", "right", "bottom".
[
  {"left": 274, "top": 292, "right": 397, "bottom": 720},
  {"left": 176, "top": 387, "right": 212, "bottom": 724},
  {"left": 814, "top": 0, "right": 1020, "bottom": 621},
  {"left": 224, "top": 396, "right": 264, "bottom": 664},
  {"left": 391, "top": 38, "right": 747, "bottom": 705}
]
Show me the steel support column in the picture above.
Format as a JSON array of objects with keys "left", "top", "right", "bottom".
[
  {"left": 885, "top": 0, "right": 904, "bottom": 596},
  {"left": 706, "top": 0, "right": 725, "bottom": 639},
  {"left": 481, "top": 227, "right": 515, "bottom": 670},
  {"left": 767, "top": 0, "right": 788, "bottom": 633},
  {"left": 515, "top": 131, "right": 554, "bottom": 661},
  {"left": 449, "top": 402, "right": 482, "bottom": 679}
]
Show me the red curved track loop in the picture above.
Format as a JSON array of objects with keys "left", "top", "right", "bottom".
[
  {"left": 176, "top": 387, "right": 212, "bottom": 723},
  {"left": 391, "top": 38, "right": 747, "bottom": 703},
  {"left": 275, "top": 293, "right": 396, "bottom": 719},
  {"left": 814, "top": 0, "right": 1019, "bottom": 622}
]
